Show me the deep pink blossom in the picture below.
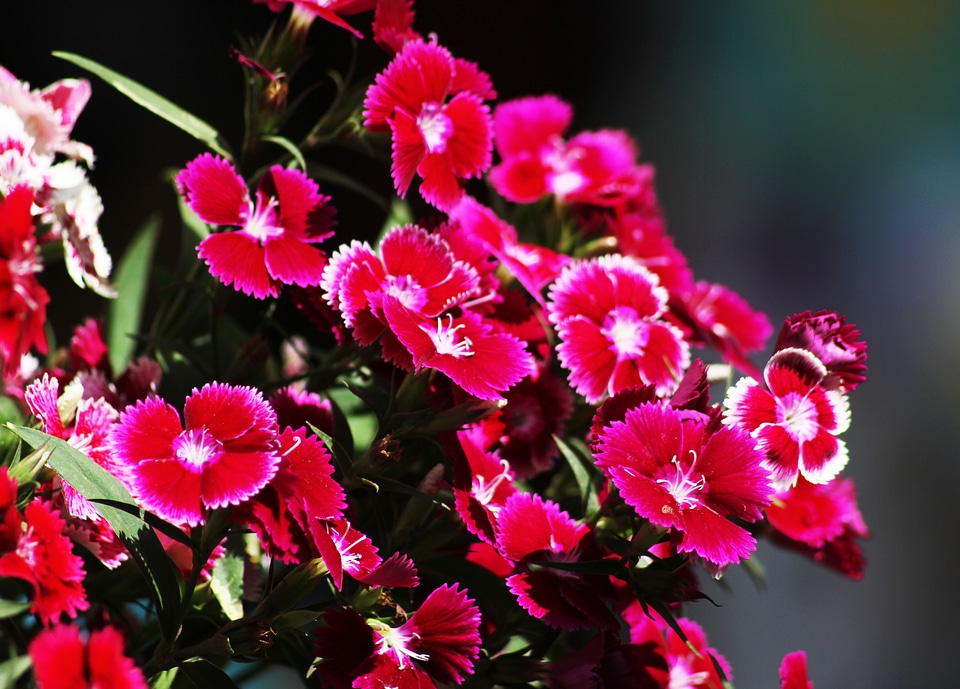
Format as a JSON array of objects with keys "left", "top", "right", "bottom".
[
  {"left": 629, "top": 611, "right": 730, "bottom": 689},
  {"left": 314, "top": 584, "right": 481, "bottom": 689},
  {"left": 775, "top": 310, "right": 868, "bottom": 391},
  {"left": 594, "top": 403, "right": 772, "bottom": 568},
  {"left": 235, "top": 426, "right": 346, "bottom": 563},
  {"left": 363, "top": 39, "right": 494, "bottom": 210},
  {"left": 548, "top": 254, "right": 690, "bottom": 403},
  {"left": 495, "top": 492, "right": 620, "bottom": 631},
  {"left": 451, "top": 427, "right": 517, "bottom": 544},
  {"left": 766, "top": 476, "right": 869, "bottom": 579},
  {"left": 779, "top": 650, "right": 814, "bottom": 689},
  {"left": 313, "top": 517, "right": 418, "bottom": 590},
  {"left": 176, "top": 153, "right": 335, "bottom": 299},
  {"left": 0, "top": 185, "right": 49, "bottom": 376},
  {"left": 29, "top": 623, "right": 147, "bottom": 689},
  {"left": 254, "top": 0, "right": 377, "bottom": 38},
  {"left": 723, "top": 348, "right": 851, "bottom": 490},
  {"left": 110, "top": 382, "right": 280, "bottom": 526},
  {"left": 0, "top": 470, "right": 88, "bottom": 624},
  {"left": 373, "top": 0, "right": 418, "bottom": 54}
]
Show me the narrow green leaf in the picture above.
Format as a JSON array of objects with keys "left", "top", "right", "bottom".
[
  {"left": 210, "top": 553, "right": 245, "bottom": 621},
  {"left": 178, "top": 659, "right": 240, "bottom": 689},
  {"left": 108, "top": 214, "right": 161, "bottom": 373},
  {"left": 7, "top": 425, "right": 183, "bottom": 642},
  {"left": 554, "top": 434, "right": 601, "bottom": 518},
  {"left": 149, "top": 667, "right": 179, "bottom": 689},
  {"left": 0, "top": 655, "right": 31, "bottom": 688},
  {"left": 261, "top": 135, "right": 307, "bottom": 171},
  {"left": 53, "top": 51, "right": 232, "bottom": 159},
  {"left": 307, "top": 162, "right": 389, "bottom": 210},
  {"left": 0, "top": 599, "right": 30, "bottom": 619}
]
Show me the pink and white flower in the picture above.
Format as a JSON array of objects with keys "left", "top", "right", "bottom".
[
  {"left": 774, "top": 310, "right": 868, "bottom": 392},
  {"left": 594, "top": 403, "right": 772, "bottom": 569},
  {"left": 110, "top": 382, "right": 280, "bottom": 526},
  {"left": 363, "top": 38, "right": 495, "bottom": 210},
  {"left": 547, "top": 253, "right": 690, "bottom": 403},
  {"left": 176, "top": 153, "right": 336, "bottom": 299},
  {"left": 723, "top": 347, "right": 851, "bottom": 490}
]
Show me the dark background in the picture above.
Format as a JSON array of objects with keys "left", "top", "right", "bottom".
[{"left": 4, "top": 2, "right": 959, "bottom": 687}]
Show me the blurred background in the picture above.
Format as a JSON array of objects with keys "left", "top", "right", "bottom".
[{"left": 4, "top": 1, "right": 958, "bottom": 686}]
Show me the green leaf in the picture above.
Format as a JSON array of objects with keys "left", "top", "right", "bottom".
[
  {"left": 307, "top": 162, "right": 388, "bottom": 211},
  {"left": 0, "top": 655, "right": 31, "bottom": 689},
  {"left": 149, "top": 668, "right": 180, "bottom": 689},
  {"left": 210, "top": 553, "right": 245, "bottom": 621},
  {"left": 108, "top": 214, "right": 161, "bottom": 373},
  {"left": 177, "top": 659, "right": 240, "bottom": 689},
  {"left": 554, "top": 434, "right": 601, "bottom": 519},
  {"left": 6, "top": 425, "right": 183, "bottom": 642},
  {"left": 53, "top": 52, "right": 232, "bottom": 159},
  {"left": 0, "top": 599, "right": 30, "bottom": 619},
  {"left": 261, "top": 135, "right": 307, "bottom": 172}
]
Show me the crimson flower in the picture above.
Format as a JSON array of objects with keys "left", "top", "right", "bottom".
[
  {"left": 176, "top": 153, "right": 335, "bottom": 299},
  {"left": 363, "top": 38, "right": 495, "bottom": 210},
  {"left": 495, "top": 492, "right": 620, "bottom": 631},
  {"left": 594, "top": 403, "right": 772, "bottom": 569},
  {"left": 547, "top": 254, "right": 690, "bottom": 403},
  {"left": 314, "top": 584, "right": 481, "bottom": 689},
  {"left": 29, "top": 623, "right": 147, "bottom": 689},
  {"left": 774, "top": 309, "right": 868, "bottom": 392},
  {"left": 779, "top": 650, "right": 814, "bottom": 689},
  {"left": 723, "top": 347, "right": 851, "bottom": 490},
  {"left": 0, "top": 469, "right": 88, "bottom": 624},
  {"left": 110, "top": 382, "right": 280, "bottom": 526},
  {"left": 629, "top": 611, "right": 730, "bottom": 689}
]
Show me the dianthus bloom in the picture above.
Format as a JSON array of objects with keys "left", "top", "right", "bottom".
[
  {"left": 363, "top": 38, "right": 495, "bottom": 210},
  {"left": 547, "top": 254, "right": 690, "bottom": 403},
  {"left": 29, "top": 623, "right": 147, "bottom": 689},
  {"left": 0, "top": 468, "right": 88, "bottom": 625},
  {"left": 110, "top": 382, "right": 280, "bottom": 526},
  {"left": 176, "top": 153, "right": 335, "bottom": 299},
  {"left": 723, "top": 348, "right": 851, "bottom": 490},
  {"left": 774, "top": 309, "right": 868, "bottom": 392},
  {"left": 594, "top": 403, "right": 772, "bottom": 569},
  {"left": 629, "top": 610, "right": 731, "bottom": 689},
  {"left": 314, "top": 583, "right": 481, "bottom": 689},
  {"left": 779, "top": 650, "right": 814, "bottom": 689}
]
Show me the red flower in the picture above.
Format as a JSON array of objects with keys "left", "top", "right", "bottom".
[
  {"left": 594, "top": 403, "right": 772, "bottom": 569},
  {"left": 363, "top": 38, "right": 495, "bottom": 210},
  {"left": 629, "top": 612, "right": 730, "bottom": 689},
  {"left": 29, "top": 623, "right": 147, "bottom": 689},
  {"left": 775, "top": 310, "right": 868, "bottom": 392},
  {"left": 548, "top": 254, "right": 690, "bottom": 403},
  {"left": 110, "top": 382, "right": 280, "bottom": 526},
  {"left": 724, "top": 348, "right": 851, "bottom": 490},
  {"left": 176, "top": 153, "right": 335, "bottom": 299},
  {"left": 0, "top": 469, "right": 88, "bottom": 624},
  {"left": 779, "top": 650, "right": 814, "bottom": 689}
]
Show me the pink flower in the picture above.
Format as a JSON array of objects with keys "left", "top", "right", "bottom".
[
  {"left": 775, "top": 310, "right": 868, "bottom": 392},
  {"left": 779, "top": 650, "right": 814, "bottom": 689},
  {"left": 723, "top": 348, "right": 851, "bottom": 490},
  {"left": 629, "top": 612, "right": 730, "bottom": 689},
  {"left": 313, "top": 518, "right": 418, "bottom": 590},
  {"left": 235, "top": 426, "right": 346, "bottom": 564},
  {"left": 594, "top": 403, "right": 772, "bottom": 569},
  {"left": 255, "top": 0, "right": 377, "bottom": 39},
  {"left": 0, "top": 185, "right": 49, "bottom": 376},
  {"left": 0, "top": 469, "right": 88, "bottom": 624},
  {"left": 766, "top": 476, "right": 869, "bottom": 579},
  {"left": 314, "top": 584, "right": 481, "bottom": 689},
  {"left": 363, "top": 39, "right": 495, "bottom": 210},
  {"left": 547, "top": 254, "right": 690, "bottom": 403},
  {"left": 110, "top": 382, "right": 280, "bottom": 526},
  {"left": 373, "top": 0, "right": 418, "bottom": 54},
  {"left": 29, "top": 623, "right": 147, "bottom": 689},
  {"left": 495, "top": 492, "right": 620, "bottom": 631},
  {"left": 176, "top": 153, "right": 335, "bottom": 299},
  {"left": 451, "top": 427, "right": 517, "bottom": 544}
]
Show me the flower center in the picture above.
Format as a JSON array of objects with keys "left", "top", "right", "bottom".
[
  {"left": 504, "top": 394, "right": 544, "bottom": 441},
  {"left": 369, "top": 620, "right": 430, "bottom": 669},
  {"left": 173, "top": 427, "right": 223, "bottom": 471},
  {"left": 417, "top": 102, "right": 453, "bottom": 154},
  {"left": 422, "top": 315, "right": 474, "bottom": 358},
  {"left": 656, "top": 452, "right": 705, "bottom": 510},
  {"left": 471, "top": 459, "right": 512, "bottom": 514},
  {"left": 385, "top": 274, "right": 428, "bottom": 313},
  {"left": 776, "top": 392, "right": 820, "bottom": 442},
  {"left": 601, "top": 306, "right": 650, "bottom": 359},
  {"left": 242, "top": 192, "right": 283, "bottom": 243},
  {"left": 668, "top": 657, "right": 711, "bottom": 689}
]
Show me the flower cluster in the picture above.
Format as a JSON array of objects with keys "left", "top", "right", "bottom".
[{"left": 0, "top": 3, "right": 868, "bottom": 688}]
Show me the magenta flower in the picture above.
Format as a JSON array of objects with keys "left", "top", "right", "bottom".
[
  {"left": 594, "top": 403, "right": 772, "bottom": 568},
  {"left": 723, "top": 347, "right": 851, "bottom": 490},
  {"left": 176, "top": 153, "right": 335, "bottom": 299},
  {"left": 110, "top": 382, "right": 280, "bottom": 526},
  {"left": 451, "top": 427, "right": 517, "bottom": 544},
  {"left": 29, "top": 624, "right": 147, "bottom": 689},
  {"left": 314, "top": 583, "right": 481, "bottom": 689},
  {"left": 629, "top": 611, "right": 730, "bottom": 689},
  {"left": 547, "top": 254, "right": 690, "bottom": 403},
  {"left": 766, "top": 476, "right": 869, "bottom": 579},
  {"left": 495, "top": 492, "right": 619, "bottom": 631},
  {"left": 779, "top": 650, "right": 814, "bottom": 689},
  {"left": 363, "top": 38, "right": 495, "bottom": 210},
  {"left": 775, "top": 309, "right": 868, "bottom": 391}
]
